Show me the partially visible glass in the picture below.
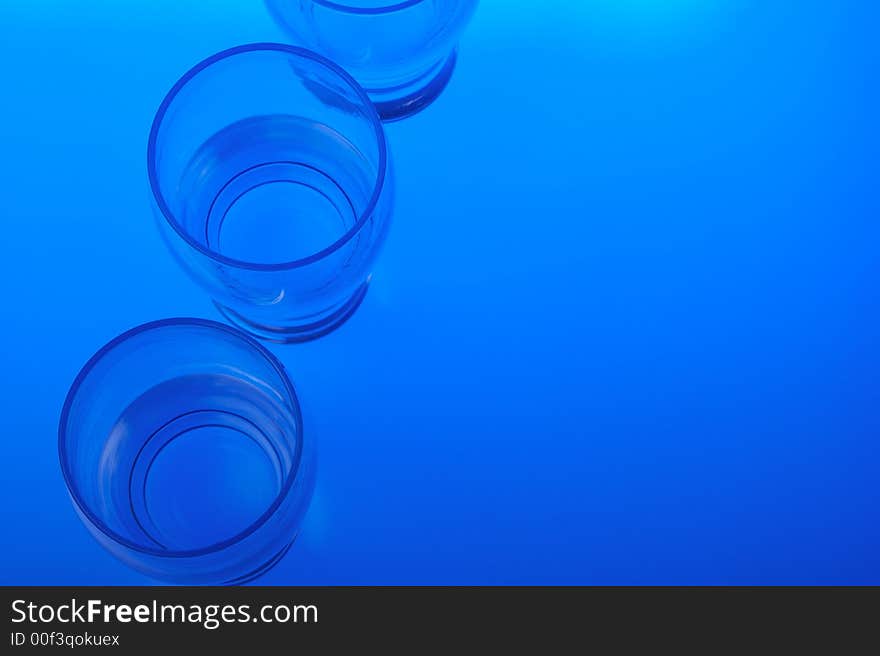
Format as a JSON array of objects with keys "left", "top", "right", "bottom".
[
  {"left": 148, "top": 44, "right": 393, "bottom": 343},
  {"left": 58, "top": 319, "right": 315, "bottom": 585},
  {"left": 265, "top": 1, "right": 479, "bottom": 121}
]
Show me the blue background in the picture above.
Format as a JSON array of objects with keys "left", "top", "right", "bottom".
[{"left": 1, "top": 0, "right": 878, "bottom": 584}]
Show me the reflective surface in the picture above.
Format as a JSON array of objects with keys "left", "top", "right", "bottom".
[{"left": 2, "top": 1, "right": 880, "bottom": 584}]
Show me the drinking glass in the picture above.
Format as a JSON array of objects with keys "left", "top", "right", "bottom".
[
  {"left": 265, "top": 0, "right": 479, "bottom": 121},
  {"left": 58, "top": 319, "right": 315, "bottom": 584},
  {"left": 148, "top": 44, "right": 393, "bottom": 344}
]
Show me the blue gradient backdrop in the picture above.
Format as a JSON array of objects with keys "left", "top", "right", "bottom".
[{"left": 1, "top": 1, "right": 878, "bottom": 584}]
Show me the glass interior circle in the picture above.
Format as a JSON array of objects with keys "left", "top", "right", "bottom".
[{"left": 147, "top": 43, "right": 388, "bottom": 271}]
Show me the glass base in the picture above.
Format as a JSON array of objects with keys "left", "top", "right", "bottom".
[
  {"left": 370, "top": 51, "right": 458, "bottom": 122},
  {"left": 215, "top": 282, "right": 369, "bottom": 344},
  {"left": 223, "top": 539, "right": 296, "bottom": 586}
]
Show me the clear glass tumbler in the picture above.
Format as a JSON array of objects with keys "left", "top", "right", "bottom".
[
  {"left": 148, "top": 44, "right": 392, "bottom": 344},
  {"left": 265, "top": 1, "right": 479, "bottom": 121},
  {"left": 58, "top": 319, "right": 315, "bottom": 584}
]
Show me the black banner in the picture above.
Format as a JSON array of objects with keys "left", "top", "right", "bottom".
[{"left": 1, "top": 587, "right": 874, "bottom": 650}]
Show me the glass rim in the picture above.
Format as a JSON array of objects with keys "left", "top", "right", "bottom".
[
  {"left": 58, "top": 318, "right": 305, "bottom": 559},
  {"left": 147, "top": 43, "right": 389, "bottom": 272},
  {"left": 308, "top": 1, "right": 430, "bottom": 14}
]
